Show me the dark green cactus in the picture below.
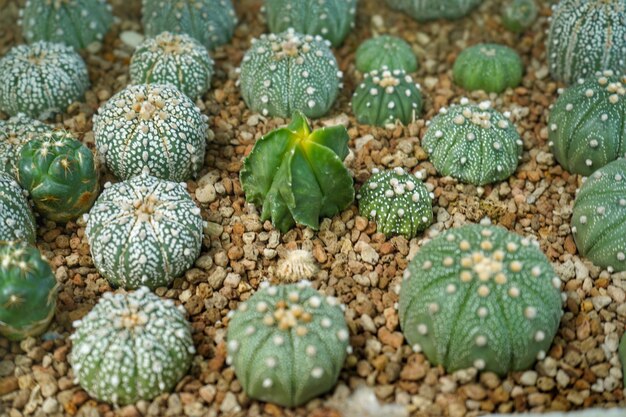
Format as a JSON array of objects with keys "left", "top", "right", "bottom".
[
  {"left": 0, "top": 172, "right": 36, "bottom": 244},
  {"left": 502, "top": 0, "right": 538, "bottom": 33},
  {"left": 355, "top": 35, "right": 418, "bottom": 73},
  {"left": 453, "top": 44, "right": 523, "bottom": 93},
  {"left": 0, "top": 114, "right": 53, "bottom": 177},
  {"left": 386, "top": 0, "right": 483, "bottom": 21}
]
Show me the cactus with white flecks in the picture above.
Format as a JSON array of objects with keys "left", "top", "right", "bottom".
[
  {"left": 385, "top": 0, "right": 483, "bottom": 21},
  {"left": 0, "top": 114, "right": 53, "bottom": 176},
  {"left": 355, "top": 35, "right": 418, "bottom": 73},
  {"left": 502, "top": 0, "right": 537, "bottom": 33},
  {"left": 0, "top": 172, "right": 36, "bottom": 244}
]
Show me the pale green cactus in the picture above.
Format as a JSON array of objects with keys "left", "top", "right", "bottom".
[
  {"left": 386, "top": 0, "right": 483, "bottom": 21},
  {"left": 355, "top": 35, "right": 418, "bottom": 73}
]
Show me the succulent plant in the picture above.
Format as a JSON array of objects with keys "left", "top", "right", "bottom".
[
  {"left": 355, "top": 35, "right": 418, "bottom": 74},
  {"left": 0, "top": 173, "right": 36, "bottom": 244},
  {"left": 226, "top": 281, "right": 350, "bottom": 407},
  {"left": 351, "top": 67, "right": 423, "bottom": 127},
  {"left": 238, "top": 29, "right": 343, "bottom": 119},
  {"left": 385, "top": 0, "right": 483, "bottom": 21},
  {"left": 130, "top": 31, "right": 215, "bottom": 99},
  {"left": 501, "top": 0, "right": 538, "bottom": 33},
  {"left": 93, "top": 84, "right": 208, "bottom": 181},
  {"left": 399, "top": 224, "right": 563, "bottom": 375},
  {"left": 20, "top": 0, "right": 113, "bottom": 50},
  {"left": 85, "top": 174, "right": 204, "bottom": 289},
  {"left": 276, "top": 249, "right": 318, "bottom": 282},
  {"left": 620, "top": 333, "right": 626, "bottom": 386},
  {"left": 547, "top": 0, "right": 626, "bottom": 85},
  {"left": 0, "top": 41, "right": 89, "bottom": 120},
  {"left": 142, "top": 0, "right": 237, "bottom": 50},
  {"left": 0, "top": 114, "right": 53, "bottom": 176},
  {"left": 240, "top": 111, "right": 354, "bottom": 232},
  {"left": 17, "top": 131, "right": 99, "bottom": 223},
  {"left": 453, "top": 44, "right": 523, "bottom": 93},
  {"left": 264, "top": 0, "right": 357, "bottom": 47},
  {"left": 549, "top": 71, "right": 626, "bottom": 176},
  {"left": 422, "top": 100, "right": 523, "bottom": 186},
  {"left": 69, "top": 287, "right": 195, "bottom": 405}
]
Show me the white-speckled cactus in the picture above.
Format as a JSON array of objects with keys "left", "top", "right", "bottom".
[
  {"left": 0, "top": 114, "right": 53, "bottom": 176},
  {"left": 0, "top": 172, "right": 36, "bottom": 244},
  {"left": 69, "top": 287, "right": 195, "bottom": 405},
  {"left": 93, "top": 84, "right": 208, "bottom": 181},
  {"left": 85, "top": 174, "right": 204, "bottom": 290},
  {"left": 386, "top": 0, "right": 483, "bottom": 21}
]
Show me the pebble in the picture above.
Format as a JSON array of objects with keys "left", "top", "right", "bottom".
[
  {"left": 591, "top": 295, "right": 612, "bottom": 311},
  {"left": 196, "top": 183, "right": 217, "bottom": 203},
  {"left": 519, "top": 371, "right": 538, "bottom": 386},
  {"left": 354, "top": 241, "right": 379, "bottom": 265},
  {"left": 120, "top": 31, "right": 144, "bottom": 48}
]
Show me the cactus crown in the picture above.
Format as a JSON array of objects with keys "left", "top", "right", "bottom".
[
  {"left": 0, "top": 114, "right": 53, "bottom": 176},
  {"left": 453, "top": 43, "right": 523, "bottom": 93},
  {"left": 0, "top": 172, "right": 36, "bottom": 244},
  {"left": 501, "top": 0, "right": 538, "bottom": 33},
  {"left": 355, "top": 35, "right": 418, "bottom": 73},
  {"left": 385, "top": 0, "right": 483, "bottom": 21}
]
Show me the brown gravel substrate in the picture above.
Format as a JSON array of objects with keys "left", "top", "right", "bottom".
[{"left": 1, "top": 0, "right": 625, "bottom": 416}]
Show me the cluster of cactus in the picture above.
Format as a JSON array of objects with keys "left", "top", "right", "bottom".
[
  {"left": 501, "top": 0, "right": 538, "bottom": 33},
  {"left": 0, "top": 114, "right": 53, "bottom": 176},
  {"left": 0, "top": 41, "right": 89, "bottom": 120},
  {"left": 453, "top": 44, "right": 523, "bottom": 93},
  {"left": 226, "top": 281, "right": 350, "bottom": 407},
  {"left": 355, "top": 35, "right": 418, "bottom": 74},
  {"left": 0, "top": 172, "right": 36, "bottom": 244},
  {"left": 386, "top": 0, "right": 483, "bottom": 21},
  {"left": 69, "top": 287, "right": 195, "bottom": 405}
]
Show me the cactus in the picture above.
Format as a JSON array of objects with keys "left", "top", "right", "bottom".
[
  {"left": 357, "top": 167, "right": 433, "bottom": 239},
  {"left": 20, "top": 0, "right": 113, "bottom": 50},
  {"left": 355, "top": 35, "right": 418, "bottom": 73},
  {"left": 238, "top": 29, "right": 343, "bottom": 119},
  {"left": 264, "top": 0, "right": 357, "bottom": 47},
  {"left": 620, "top": 333, "right": 626, "bottom": 386},
  {"left": 0, "top": 41, "right": 89, "bottom": 120},
  {"left": 547, "top": 0, "right": 626, "bottom": 85},
  {"left": 501, "top": 0, "right": 538, "bottom": 33},
  {"left": 130, "top": 32, "right": 215, "bottom": 99},
  {"left": 0, "top": 173, "right": 36, "bottom": 244},
  {"left": 453, "top": 44, "right": 524, "bottom": 93},
  {"left": 385, "top": 0, "right": 483, "bottom": 21},
  {"left": 422, "top": 100, "right": 523, "bottom": 186},
  {"left": 276, "top": 249, "right": 319, "bottom": 282},
  {"left": 85, "top": 174, "right": 204, "bottom": 289},
  {"left": 549, "top": 70, "right": 626, "bottom": 176},
  {"left": 69, "top": 287, "right": 195, "bottom": 405},
  {"left": 240, "top": 111, "right": 354, "bottom": 232},
  {"left": 351, "top": 67, "right": 423, "bottom": 127},
  {"left": 399, "top": 224, "right": 563, "bottom": 375},
  {"left": 226, "top": 281, "right": 350, "bottom": 407},
  {"left": 17, "top": 131, "right": 99, "bottom": 223},
  {"left": 0, "top": 114, "right": 53, "bottom": 176},
  {"left": 93, "top": 84, "right": 208, "bottom": 181},
  {"left": 142, "top": 0, "right": 237, "bottom": 50}
]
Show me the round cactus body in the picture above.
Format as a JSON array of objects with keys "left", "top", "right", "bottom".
[
  {"left": 355, "top": 35, "right": 418, "bottom": 73},
  {"left": 453, "top": 44, "right": 523, "bottom": 93},
  {"left": 422, "top": 101, "right": 523, "bottom": 186},
  {"left": 351, "top": 67, "right": 423, "bottom": 127},
  {"left": 264, "top": 0, "right": 357, "bottom": 47},
  {"left": 239, "top": 29, "right": 342, "bottom": 119},
  {"left": 93, "top": 84, "right": 208, "bottom": 181},
  {"left": 549, "top": 71, "right": 626, "bottom": 176},
  {"left": 547, "top": 0, "right": 626, "bottom": 85},
  {"left": 227, "top": 281, "right": 350, "bottom": 407},
  {"left": 399, "top": 224, "right": 563, "bottom": 375},
  {"left": 385, "top": 0, "right": 483, "bottom": 21},
  {"left": 20, "top": 0, "right": 113, "bottom": 50},
  {"left": 0, "top": 173, "right": 36, "bottom": 244},
  {"left": 69, "top": 287, "right": 195, "bottom": 405},
  {"left": 0, "top": 42, "right": 89, "bottom": 120},
  {"left": 0, "top": 114, "right": 53, "bottom": 176},
  {"left": 130, "top": 32, "right": 215, "bottom": 99},
  {"left": 501, "top": 0, "right": 538, "bottom": 33}
]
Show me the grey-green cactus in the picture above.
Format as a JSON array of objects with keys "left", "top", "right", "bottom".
[
  {"left": 399, "top": 224, "right": 563, "bottom": 375},
  {"left": 0, "top": 172, "right": 36, "bottom": 244},
  {"left": 227, "top": 281, "right": 350, "bottom": 407},
  {"left": 453, "top": 44, "right": 524, "bottom": 93},
  {"left": 385, "top": 0, "right": 483, "bottom": 21},
  {"left": 355, "top": 35, "right": 418, "bottom": 73},
  {"left": 502, "top": 0, "right": 538, "bottom": 33},
  {"left": 0, "top": 114, "right": 53, "bottom": 176}
]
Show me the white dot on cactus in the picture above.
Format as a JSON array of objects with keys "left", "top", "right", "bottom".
[
  {"left": 273, "top": 335, "right": 284, "bottom": 346},
  {"left": 446, "top": 284, "right": 457, "bottom": 294},
  {"left": 417, "top": 324, "right": 428, "bottom": 335},
  {"left": 265, "top": 357, "right": 277, "bottom": 368},
  {"left": 552, "top": 277, "right": 561, "bottom": 288},
  {"left": 537, "top": 350, "right": 546, "bottom": 360},
  {"left": 412, "top": 344, "right": 422, "bottom": 353},
  {"left": 475, "top": 335, "right": 487, "bottom": 347},
  {"left": 306, "top": 345, "right": 317, "bottom": 357},
  {"left": 227, "top": 340, "right": 239, "bottom": 352},
  {"left": 524, "top": 306, "right": 537, "bottom": 319},
  {"left": 311, "top": 367, "right": 324, "bottom": 379},
  {"left": 428, "top": 303, "right": 439, "bottom": 314},
  {"left": 262, "top": 378, "right": 273, "bottom": 388},
  {"left": 321, "top": 318, "right": 332, "bottom": 328},
  {"left": 508, "top": 287, "right": 520, "bottom": 298},
  {"left": 477, "top": 307, "right": 488, "bottom": 318},
  {"left": 473, "top": 359, "right": 486, "bottom": 370},
  {"left": 534, "top": 331, "right": 545, "bottom": 342}
]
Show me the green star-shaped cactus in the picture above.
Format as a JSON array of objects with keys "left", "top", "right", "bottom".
[
  {"left": 355, "top": 35, "right": 418, "bottom": 73},
  {"left": 453, "top": 43, "right": 523, "bottom": 93},
  {"left": 385, "top": 0, "right": 483, "bottom": 21}
]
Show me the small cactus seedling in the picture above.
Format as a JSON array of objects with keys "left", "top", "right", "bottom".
[
  {"left": 549, "top": 71, "right": 626, "bottom": 176},
  {"left": 85, "top": 174, "right": 204, "bottom": 289},
  {"left": 240, "top": 111, "right": 354, "bottom": 232},
  {"left": 226, "top": 281, "right": 350, "bottom": 407},
  {"left": 547, "top": 0, "right": 626, "bottom": 85},
  {"left": 501, "top": 0, "right": 538, "bottom": 33},
  {"left": 238, "top": 29, "right": 343, "bottom": 119},
  {"left": 20, "top": 0, "right": 113, "bottom": 50},
  {"left": 93, "top": 84, "right": 208, "bottom": 181},
  {"left": 130, "top": 32, "right": 215, "bottom": 99},
  {"left": 357, "top": 167, "right": 433, "bottom": 239},
  {"left": 453, "top": 44, "right": 523, "bottom": 93},
  {"left": 264, "top": 0, "right": 357, "bottom": 47},
  {"left": 0, "top": 173, "right": 36, "bottom": 244},
  {"left": 385, "top": 0, "right": 483, "bottom": 21},
  {"left": 351, "top": 67, "right": 423, "bottom": 127},
  {"left": 399, "top": 224, "right": 563, "bottom": 375},
  {"left": 69, "top": 287, "right": 195, "bottom": 405},
  {"left": 0, "top": 114, "right": 53, "bottom": 176},
  {"left": 422, "top": 100, "right": 523, "bottom": 186},
  {"left": 0, "top": 41, "right": 89, "bottom": 120},
  {"left": 17, "top": 131, "right": 99, "bottom": 223},
  {"left": 355, "top": 35, "right": 418, "bottom": 73},
  {"left": 276, "top": 249, "right": 319, "bottom": 282}
]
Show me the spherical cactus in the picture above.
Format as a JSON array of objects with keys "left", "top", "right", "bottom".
[
  {"left": 0, "top": 173, "right": 36, "bottom": 244},
  {"left": 226, "top": 281, "right": 350, "bottom": 407},
  {"left": 385, "top": 0, "right": 483, "bottom": 21},
  {"left": 16, "top": 131, "right": 99, "bottom": 223},
  {"left": 0, "top": 114, "right": 53, "bottom": 176},
  {"left": 85, "top": 174, "right": 204, "bottom": 290},
  {"left": 453, "top": 44, "right": 523, "bottom": 93},
  {"left": 547, "top": 0, "right": 626, "bottom": 85},
  {"left": 549, "top": 71, "right": 626, "bottom": 176},
  {"left": 93, "top": 84, "right": 208, "bottom": 181},
  {"left": 129, "top": 32, "right": 215, "bottom": 99},
  {"left": 357, "top": 167, "right": 433, "bottom": 239},
  {"left": 20, "top": 0, "right": 113, "bottom": 50},
  {"left": 264, "top": 0, "right": 357, "bottom": 47},
  {"left": 351, "top": 67, "right": 423, "bottom": 127},
  {"left": 355, "top": 35, "right": 418, "bottom": 73},
  {"left": 238, "top": 29, "right": 343, "bottom": 119},
  {"left": 142, "top": 0, "right": 237, "bottom": 50},
  {"left": 422, "top": 100, "right": 523, "bottom": 186},
  {"left": 501, "top": 0, "right": 538, "bottom": 33},
  {"left": 0, "top": 41, "right": 89, "bottom": 120},
  {"left": 399, "top": 224, "right": 563, "bottom": 375},
  {"left": 69, "top": 287, "right": 195, "bottom": 405}
]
